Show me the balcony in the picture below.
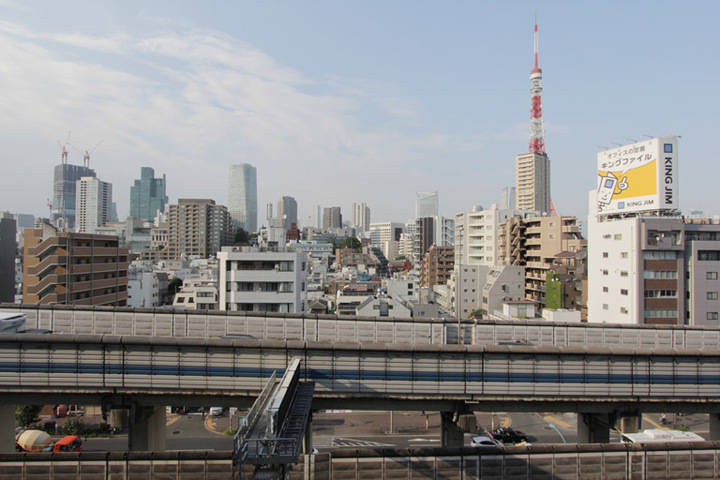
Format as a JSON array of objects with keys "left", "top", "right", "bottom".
[
  {"left": 227, "top": 291, "right": 297, "bottom": 304},
  {"left": 25, "top": 274, "right": 67, "bottom": 295},
  {"left": 27, "top": 255, "right": 67, "bottom": 276}
]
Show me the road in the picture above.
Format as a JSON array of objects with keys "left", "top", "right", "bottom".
[{"left": 79, "top": 410, "right": 711, "bottom": 452}]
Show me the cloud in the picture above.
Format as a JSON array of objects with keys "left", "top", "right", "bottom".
[{"left": 0, "top": 20, "right": 486, "bottom": 223}]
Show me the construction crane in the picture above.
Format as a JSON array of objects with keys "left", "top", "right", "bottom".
[
  {"left": 57, "top": 131, "right": 72, "bottom": 164},
  {"left": 69, "top": 140, "right": 103, "bottom": 168}
]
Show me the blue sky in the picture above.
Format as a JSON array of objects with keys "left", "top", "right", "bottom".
[{"left": 0, "top": 1, "right": 717, "bottom": 227}]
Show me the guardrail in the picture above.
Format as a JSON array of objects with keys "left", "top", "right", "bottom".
[
  {"left": 234, "top": 370, "right": 277, "bottom": 465},
  {"left": 268, "top": 358, "right": 301, "bottom": 435}
]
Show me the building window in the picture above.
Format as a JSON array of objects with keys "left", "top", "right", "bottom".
[
  {"left": 620, "top": 289, "right": 628, "bottom": 295},
  {"left": 602, "top": 234, "right": 611, "bottom": 239},
  {"left": 708, "top": 312, "right": 719, "bottom": 321},
  {"left": 644, "top": 309, "right": 678, "bottom": 319},
  {"left": 644, "top": 251, "right": 677, "bottom": 260},
  {"left": 602, "top": 270, "right": 608, "bottom": 275},
  {"left": 709, "top": 272, "right": 719, "bottom": 280},
  {"left": 620, "top": 307, "right": 628, "bottom": 314},
  {"left": 614, "top": 234, "right": 622, "bottom": 240},
  {"left": 621, "top": 252, "right": 629, "bottom": 259},
  {"left": 602, "top": 252, "right": 609, "bottom": 258},
  {"left": 602, "top": 304, "right": 608, "bottom": 310},
  {"left": 602, "top": 286, "right": 609, "bottom": 293},
  {"left": 699, "top": 251, "right": 720, "bottom": 261},
  {"left": 620, "top": 271, "right": 628, "bottom": 277},
  {"left": 708, "top": 292, "right": 719, "bottom": 300},
  {"left": 643, "top": 270, "right": 678, "bottom": 279}
]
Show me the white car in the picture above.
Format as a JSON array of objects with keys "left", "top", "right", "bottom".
[
  {"left": 209, "top": 407, "right": 224, "bottom": 416},
  {"left": 471, "top": 435, "right": 502, "bottom": 447}
]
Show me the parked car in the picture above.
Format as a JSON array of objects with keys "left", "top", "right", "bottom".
[
  {"left": 209, "top": 407, "right": 224, "bottom": 416},
  {"left": 471, "top": 435, "right": 502, "bottom": 447}
]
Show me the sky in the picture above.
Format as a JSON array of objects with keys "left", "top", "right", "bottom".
[{"left": 0, "top": 1, "right": 718, "bottom": 228}]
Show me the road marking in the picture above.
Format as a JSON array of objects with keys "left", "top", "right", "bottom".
[
  {"left": 500, "top": 416, "right": 511, "bottom": 428},
  {"left": 166, "top": 415, "right": 180, "bottom": 427},
  {"left": 644, "top": 416, "right": 668, "bottom": 430},
  {"left": 332, "top": 437, "right": 394, "bottom": 447},
  {"left": 543, "top": 415, "right": 573, "bottom": 429},
  {"left": 408, "top": 438, "right": 440, "bottom": 442}
]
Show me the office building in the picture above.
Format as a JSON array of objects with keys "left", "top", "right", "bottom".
[
  {"left": 75, "top": 176, "right": 112, "bottom": 234},
  {"left": 352, "top": 202, "right": 371, "bottom": 233},
  {"left": 52, "top": 162, "right": 96, "bottom": 229},
  {"left": 416, "top": 191, "right": 439, "bottom": 218},
  {"left": 0, "top": 213, "right": 16, "bottom": 302},
  {"left": 413, "top": 216, "right": 455, "bottom": 262},
  {"left": 515, "top": 152, "right": 551, "bottom": 213},
  {"left": 500, "top": 186, "right": 516, "bottom": 210},
  {"left": 277, "top": 196, "right": 298, "bottom": 230},
  {"left": 167, "top": 199, "right": 233, "bottom": 259},
  {"left": 420, "top": 245, "right": 454, "bottom": 287},
  {"left": 369, "top": 222, "right": 404, "bottom": 247},
  {"left": 311, "top": 205, "right": 322, "bottom": 230},
  {"left": 218, "top": 246, "right": 308, "bottom": 313},
  {"left": 129, "top": 167, "right": 168, "bottom": 222},
  {"left": 22, "top": 221, "right": 128, "bottom": 306},
  {"left": 322, "top": 207, "right": 342, "bottom": 231},
  {"left": 228, "top": 164, "right": 257, "bottom": 233}
]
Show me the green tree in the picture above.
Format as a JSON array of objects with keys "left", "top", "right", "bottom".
[
  {"left": 342, "top": 237, "right": 362, "bottom": 252},
  {"left": 16, "top": 405, "right": 41, "bottom": 428},
  {"left": 64, "top": 418, "right": 84, "bottom": 435},
  {"left": 168, "top": 277, "right": 183, "bottom": 296},
  {"left": 468, "top": 309, "right": 485, "bottom": 319},
  {"left": 235, "top": 227, "right": 249, "bottom": 245}
]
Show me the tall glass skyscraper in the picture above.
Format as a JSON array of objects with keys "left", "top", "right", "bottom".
[
  {"left": 228, "top": 164, "right": 257, "bottom": 233},
  {"left": 52, "top": 163, "right": 96, "bottom": 230},
  {"left": 129, "top": 167, "right": 168, "bottom": 222}
]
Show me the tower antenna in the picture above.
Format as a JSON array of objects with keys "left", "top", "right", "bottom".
[{"left": 529, "top": 17, "right": 545, "bottom": 154}]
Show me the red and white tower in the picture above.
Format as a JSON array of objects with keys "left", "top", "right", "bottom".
[{"left": 529, "top": 21, "right": 545, "bottom": 154}]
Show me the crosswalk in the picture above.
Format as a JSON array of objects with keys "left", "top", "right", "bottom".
[{"left": 314, "top": 437, "right": 395, "bottom": 448}]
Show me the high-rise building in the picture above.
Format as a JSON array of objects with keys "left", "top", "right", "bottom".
[
  {"left": 420, "top": 245, "right": 454, "bottom": 288},
  {"left": 277, "top": 196, "right": 298, "bottom": 230},
  {"left": 352, "top": 202, "right": 371, "bottom": 233},
  {"left": 413, "top": 216, "right": 454, "bottom": 263},
  {"left": 500, "top": 186, "right": 516, "bottom": 210},
  {"left": 75, "top": 176, "right": 112, "bottom": 234},
  {"left": 52, "top": 162, "right": 96, "bottom": 230},
  {"left": 0, "top": 213, "right": 16, "bottom": 303},
  {"left": 515, "top": 21, "right": 551, "bottom": 214},
  {"left": 266, "top": 203, "right": 273, "bottom": 222},
  {"left": 129, "top": 167, "right": 167, "bottom": 222},
  {"left": 22, "top": 221, "right": 128, "bottom": 306},
  {"left": 415, "top": 192, "right": 439, "bottom": 219},
  {"left": 228, "top": 164, "right": 257, "bottom": 233},
  {"left": 167, "top": 199, "right": 233, "bottom": 259},
  {"left": 322, "top": 207, "right": 342, "bottom": 231},
  {"left": 311, "top": 205, "right": 322, "bottom": 230},
  {"left": 369, "top": 222, "right": 404, "bottom": 247}
]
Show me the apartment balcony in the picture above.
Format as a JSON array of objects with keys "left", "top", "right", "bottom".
[
  {"left": 27, "top": 237, "right": 67, "bottom": 256},
  {"left": 70, "top": 262, "right": 130, "bottom": 275},
  {"left": 25, "top": 274, "right": 67, "bottom": 295},
  {"left": 26, "top": 255, "right": 67, "bottom": 276},
  {"left": 227, "top": 291, "right": 296, "bottom": 304},
  {"left": 70, "top": 246, "right": 123, "bottom": 256}
]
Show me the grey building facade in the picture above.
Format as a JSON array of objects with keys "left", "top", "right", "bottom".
[
  {"left": 52, "top": 163, "right": 96, "bottom": 229},
  {"left": 0, "top": 213, "right": 16, "bottom": 302},
  {"left": 277, "top": 196, "right": 298, "bottom": 230}
]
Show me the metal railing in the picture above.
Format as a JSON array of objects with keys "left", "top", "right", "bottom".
[{"left": 234, "top": 370, "right": 277, "bottom": 465}]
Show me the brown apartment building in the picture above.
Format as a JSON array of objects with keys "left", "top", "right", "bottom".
[
  {"left": 420, "top": 245, "right": 454, "bottom": 287},
  {"left": 23, "top": 222, "right": 129, "bottom": 306},
  {"left": 499, "top": 216, "right": 586, "bottom": 308}
]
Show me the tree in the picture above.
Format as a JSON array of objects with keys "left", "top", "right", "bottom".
[
  {"left": 16, "top": 405, "right": 41, "bottom": 428},
  {"left": 342, "top": 237, "right": 362, "bottom": 252},
  {"left": 235, "top": 227, "right": 249, "bottom": 245},
  {"left": 168, "top": 277, "right": 182, "bottom": 296},
  {"left": 468, "top": 309, "right": 485, "bottom": 319}
]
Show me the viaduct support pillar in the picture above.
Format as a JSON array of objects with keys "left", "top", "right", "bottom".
[
  {"left": 577, "top": 413, "right": 611, "bottom": 443},
  {"left": 617, "top": 412, "right": 641, "bottom": 434},
  {"left": 0, "top": 405, "right": 14, "bottom": 453},
  {"left": 710, "top": 414, "right": 720, "bottom": 441},
  {"left": 128, "top": 406, "right": 166, "bottom": 451},
  {"left": 302, "top": 412, "right": 313, "bottom": 454},
  {"left": 440, "top": 411, "right": 464, "bottom": 448}
]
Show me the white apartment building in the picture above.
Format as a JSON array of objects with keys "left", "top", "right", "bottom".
[
  {"left": 369, "top": 222, "right": 404, "bottom": 248},
  {"left": 218, "top": 247, "right": 308, "bottom": 313},
  {"left": 454, "top": 204, "right": 532, "bottom": 267},
  {"left": 515, "top": 152, "right": 550, "bottom": 213},
  {"left": 75, "top": 176, "right": 112, "bottom": 233},
  {"left": 127, "top": 263, "right": 167, "bottom": 308},
  {"left": 173, "top": 277, "right": 218, "bottom": 311}
]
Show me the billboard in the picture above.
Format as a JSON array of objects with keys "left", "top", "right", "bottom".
[{"left": 596, "top": 136, "right": 678, "bottom": 215}]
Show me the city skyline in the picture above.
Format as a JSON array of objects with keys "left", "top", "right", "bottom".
[{"left": 0, "top": 2, "right": 719, "bottom": 225}]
